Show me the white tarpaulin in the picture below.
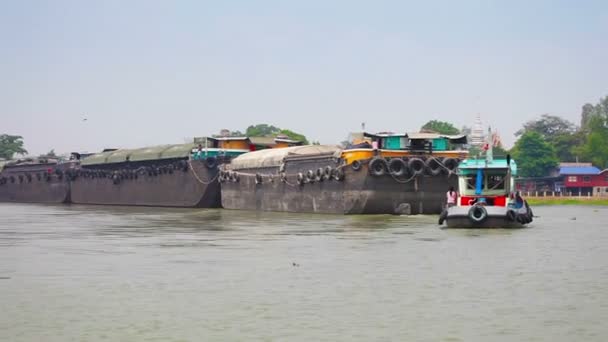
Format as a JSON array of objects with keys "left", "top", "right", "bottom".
[{"left": 229, "top": 145, "right": 342, "bottom": 170}]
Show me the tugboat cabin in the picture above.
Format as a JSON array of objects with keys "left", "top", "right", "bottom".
[{"left": 457, "top": 159, "right": 517, "bottom": 207}]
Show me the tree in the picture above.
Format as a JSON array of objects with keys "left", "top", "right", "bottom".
[
  {"left": 515, "top": 114, "right": 582, "bottom": 162},
  {"left": 515, "top": 114, "right": 576, "bottom": 138},
  {"left": 420, "top": 120, "right": 460, "bottom": 135},
  {"left": 511, "top": 131, "right": 559, "bottom": 177},
  {"left": 277, "top": 129, "right": 309, "bottom": 145},
  {"left": 244, "top": 124, "right": 309, "bottom": 144},
  {"left": 577, "top": 115, "right": 608, "bottom": 169},
  {"left": 551, "top": 131, "right": 586, "bottom": 162},
  {"left": 0, "top": 134, "right": 27, "bottom": 160},
  {"left": 245, "top": 124, "right": 281, "bottom": 137},
  {"left": 581, "top": 96, "right": 608, "bottom": 130},
  {"left": 214, "top": 129, "right": 244, "bottom": 137}
]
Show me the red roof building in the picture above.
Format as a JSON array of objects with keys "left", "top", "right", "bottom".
[{"left": 516, "top": 163, "right": 608, "bottom": 196}]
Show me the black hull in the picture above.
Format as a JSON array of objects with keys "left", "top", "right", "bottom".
[
  {"left": 70, "top": 160, "right": 220, "bottom": 208},
  {"left": 221, "top": 159, "right": 457, "bottom": 215}
]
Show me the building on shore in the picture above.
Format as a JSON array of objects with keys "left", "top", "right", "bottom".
[{"left": 516, "top": 162, "right": 608, "bottom": 196}]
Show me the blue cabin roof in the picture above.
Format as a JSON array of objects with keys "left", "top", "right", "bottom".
[{"left": 559, "top": 166, "right": 601, "bottom": 175}]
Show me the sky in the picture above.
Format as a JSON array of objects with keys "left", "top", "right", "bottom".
[{"left": 1, "top": 0, "right": 607, "bottom": 155}]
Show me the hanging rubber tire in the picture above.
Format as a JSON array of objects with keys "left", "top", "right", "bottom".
[
  {"left": 468, "top": 205, "right": 488, "bottom": 223},
  {"left": 369, "top": 157, "right": 388, "bottom": 176},
  {"left": 351, "top": 160, "right": 362, "bottom": 171},
  {"left": 306, "top": 170, "right": 315, "bottom": 183},
  {"left": 408, "top": 158, "right": 425, "bottom": 176},
  {"left": 438, "top": 209, "right": 448, "bottom": 225},
  {"left": 296, "top": 172, "right": 305, "bottom": 185},
  {"left": 525, "top": 201, "right": 533, "bottom": 223},
  {"left": 316, "top": 168, "right": 324, "bottom": 182},
  {"left": 333, "top": 168, "right": 345, "bottom": 181},
  {"left": 443, "top": 158, "right": 459, "bottom": 173},
  {"left": 388, "top": 158, "right": 408, "bottom": 177},
  {"left": 426, "top": 158, "right": 443, "bottom": 176},
  {"left": 324, "top": 166, "right": 333, "bottom": 180},
  {"left": 205, "top": 157, "right": 218, "bottom": 169},
  {"left": 506, "top": 210, "right": 516, "bottom": 222}
]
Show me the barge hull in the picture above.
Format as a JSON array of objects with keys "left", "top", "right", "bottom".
[
  {"left": 0, "top": 164, "right": 72, "bottom": 204},
  {"left": 70, "top": 160, "right": 220, "bottom": 207},
  {"left": 221, "top": 163, "right": 457, "bottom": 215}
]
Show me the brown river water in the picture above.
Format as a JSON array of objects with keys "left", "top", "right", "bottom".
[{"left": 1, "top": 203, "right": 607, "bottom": 341}]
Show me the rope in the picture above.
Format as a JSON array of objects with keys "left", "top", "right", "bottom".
[
  {"left": 388, "top": 171, "right": 418, "bottom": 184},
  {"left": 427, "top": 156, "right": 457, "bottom": 176},
  {"left": 188, "top": 160, "right": 219, "bottom": 185}
]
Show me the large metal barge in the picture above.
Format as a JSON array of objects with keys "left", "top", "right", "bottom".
[
  {"left": 220, "top": 132, "right": 468, "bottom": 215},
  {"left": 69, "top": 136, "right": 300, "bottom": 207}
]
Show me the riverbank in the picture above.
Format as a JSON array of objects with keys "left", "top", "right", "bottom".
[{"left": 527, "top": 197, "right": 608, "bottom": 206}]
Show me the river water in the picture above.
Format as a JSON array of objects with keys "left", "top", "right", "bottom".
[{"left": 1, "top": 204, "right": 607, "bottom": 341}]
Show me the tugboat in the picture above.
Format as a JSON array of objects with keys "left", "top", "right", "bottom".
[{"left": 439, "top": 140, "right": 533, "bottom": 228}]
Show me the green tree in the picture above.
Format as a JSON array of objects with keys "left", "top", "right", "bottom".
[
  {"left": 577, "top": 115, "right": 608, "bottom": 169},
  {"left": 420, "top": 120, "right": 460, "bottom": 135},
  {"left": 511, "top": 131, "right": 559, "bottom": 177},
  {"left": 581, "top": 96, "right": 608, "bottom": 130},
  {"left": 0, "top": 134, "right": 28, "bottom": 160},
  {"left": 551, "top": 131, "right": 586, "bottom": 162},
  {"left": 244, "top": 124, "right": 309, "bottom": 144},
  {"left": 515, "top": 114, "right": 576, "bottom": 138},
  {"left": 245, "top": 124, "right": 281, "bottom": 137},
  {"left": 277, "top": 129, "right": 309, "bottom": 145},
  {"left": 515, "top": 114, "right": 582, "bottom": 162}
]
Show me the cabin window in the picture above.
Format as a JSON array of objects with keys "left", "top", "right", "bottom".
[
  {"left": 583, "top": 176, "right": 591, "bottom": 183},
  {"left": 465, "top": 175, "right": 482, "bottom": 191},
  {"left": 487, "top": 174, "right": 505, "bottom": 190},
  {"left": 568, "top": 176, "right": 577, "bottom": 182}
]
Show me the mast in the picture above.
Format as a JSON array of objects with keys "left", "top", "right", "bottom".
[{"left": 485, "top": 126, "right": 493, "bottom": 164}]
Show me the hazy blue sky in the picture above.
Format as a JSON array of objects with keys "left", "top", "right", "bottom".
[{"left": 2, "top": 0, "right": 607, "bottom": 155}]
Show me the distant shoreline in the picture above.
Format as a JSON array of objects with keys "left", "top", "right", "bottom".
[{"left": 527, "top": 197, "right": 608, "bottom": 206}]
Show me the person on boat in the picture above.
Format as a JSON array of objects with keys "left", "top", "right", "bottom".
[
  {"left": 195, "top": 144, "right": 203, "bottom": 159},
  {"left": 446, "top": 186, "right": 457, "bottom": 208},
  {"left": 371, "top": 139, "right": 379, "bottom": 156},
  {"left": 514, "top": 191, "right": 524, "bottom": 209}
]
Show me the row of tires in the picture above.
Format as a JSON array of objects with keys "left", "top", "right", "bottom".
[
  {"left": 0, "top": 169, "right": 63, "bottom": 184},
  {"left": 219, "top": 166, "right": 346, "bottom": 185},
  {"left": 0, "top": 158, "right": 220, "bottom": 186},
  {"left": 468, "top": 204, "right": 534, "bottom": 224},
  {"left": 360, "top": 157, "right": 459, "bottom": 177}
]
